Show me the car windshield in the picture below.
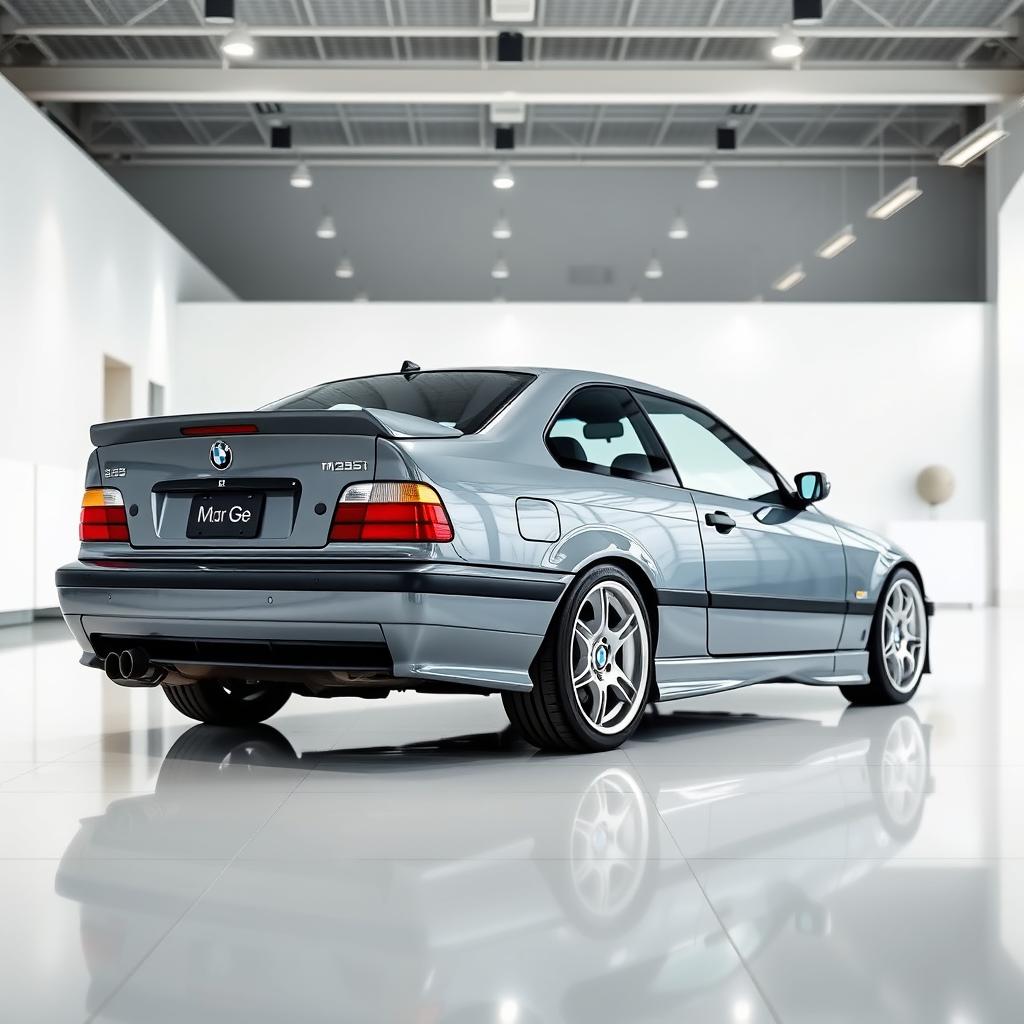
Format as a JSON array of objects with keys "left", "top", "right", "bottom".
[{"left": 263, "top": 370, "right": 534, "bottom": 434}]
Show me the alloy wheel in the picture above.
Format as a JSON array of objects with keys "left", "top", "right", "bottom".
[
  {"left": 881, "top": 578, "right": 926, "bottom": 693},
  {"left": 569, "top": 580, "right": 649, "bottom": 735}
]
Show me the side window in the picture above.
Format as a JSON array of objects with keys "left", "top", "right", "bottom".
[
  {"left": 547, "top": 386, "right": 676, "bottom": 485},
  {"left": 637, "top": 393, "right": 783, "bottom": 501}
]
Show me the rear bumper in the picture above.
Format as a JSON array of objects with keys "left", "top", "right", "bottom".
[{"left": 56, "top": 560, "right": 568, "bottom": 693}]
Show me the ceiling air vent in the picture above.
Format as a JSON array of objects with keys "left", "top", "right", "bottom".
[{"left": 491, "top": 0, "right": 536, "bottom": 22}]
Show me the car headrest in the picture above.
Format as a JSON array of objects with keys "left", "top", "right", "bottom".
[
  {"left": 550, "top": 435, "right": 587, "bottom": 464},
  {"left": 611, "top": 453, "right": 652, "bottom": 475}
]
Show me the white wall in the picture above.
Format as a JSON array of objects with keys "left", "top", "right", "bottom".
[
  {"left": 0, "top": 76, "right": 234, "bottom": 613},
  {"left": 175, "top": 302, "right": 989, "bottom": 555}
]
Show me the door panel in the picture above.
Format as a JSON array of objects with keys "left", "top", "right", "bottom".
[
  {"left": 632, "top": 391, "right": 848, "bottom": 658},
  {"left": 544, "top": 385, "right": 708, "bottom": 658},
  {"left": 691, "top": 491, "right": 847, "bottom": 655}
]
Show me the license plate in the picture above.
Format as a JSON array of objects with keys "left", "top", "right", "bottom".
[{"left": 187, "top": 492, "right": 264, "bottom": 539}]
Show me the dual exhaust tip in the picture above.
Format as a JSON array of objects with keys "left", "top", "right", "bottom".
[{"left": 104, "top": 647, "right": 165, "bottom": 686}]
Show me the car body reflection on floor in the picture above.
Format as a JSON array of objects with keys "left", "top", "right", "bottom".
[{"left": 51, "top": 706, "right": 964, "bottom": 1024}]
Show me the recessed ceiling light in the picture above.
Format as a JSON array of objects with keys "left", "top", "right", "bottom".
[
  {"left": 815, "top": 224, "right": 856, "bottom": 259},
  {"left": 938, "top": 117, "right": 1009, "bottom": 168},
  {"left": 220, "top": 23, "right": 255, "bottom": 58},
  {"left": 289, "top": 161, "right": 313, "bottom": 189},
  {"left": 334, "top": 258, "right": 354, "bottom": 279},
  {"left": 668, "top": 213, "right": 689, "bottom": 240},
  {"left": 773, "top": 263, "right": 805, "bottom": 291},
  {"left": 492, "top": 257, "right": 510, "bottom": 279},
  {"left": 696, "top": 162, "right": 719, "bottom": 190},
  {"left": 492, "top": 214, "right": 512, "bottom": 239},
  {"left": 644, "top": 255, "right": 663, "bottom": 280},
  {"left": 493, "top": 163, "right": 515, "bottom": 189},
  {"left": 490, "top": 1, "right": 536, "bottom": 22},
  {"left": 866, "top": 176, "right": 922, "bottom": 219},
  {"left": 316, "top": 213, "right": 336, "bottom": 239},
  {"left": 771, "top": 24, "right": 804, "bottom": 60}
]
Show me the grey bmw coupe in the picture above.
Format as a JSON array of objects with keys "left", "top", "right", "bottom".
[{"left": 56, "top": 366, "right": 931, "bottom": 752}]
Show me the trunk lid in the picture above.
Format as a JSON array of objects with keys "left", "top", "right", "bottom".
[{"left": 89, "top": 409, "right": 455, "bottom": 550}]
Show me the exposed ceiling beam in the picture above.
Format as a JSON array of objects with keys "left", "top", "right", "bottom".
[
  {"left": 8, "top": 67, "right": 1022, "bottom": 105},
  {"left": 956, "top": 1, "right": 1023, "bottom": 66},
  {"left": 92, "top": 143, "right": 938, "bottom": 159},
  {"left": 10, "top": 24, "right": 1017, "bottom": 41},
  {"left": 101, "top": 154, "right": 939, "bottom": 170}
]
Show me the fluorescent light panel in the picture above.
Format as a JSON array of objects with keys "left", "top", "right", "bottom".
[
  {"left": 815, "top": 225, "right": 856, "bottom": 259},
  {"left": 491, "top": 0, "right": 536, "bottom": 22},
  {"left": 773, "top": 264, "right": 805, "bottom": 292},
  {"left": 938, "top": 118, "right": 1008, "bottom": 168},
  {"left": 866, "top": 176, "right": 922, "bottom": 219}
]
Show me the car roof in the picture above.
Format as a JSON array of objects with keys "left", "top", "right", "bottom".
[{"left": 405, "top": 365, "right": 705, "bottom": 410}]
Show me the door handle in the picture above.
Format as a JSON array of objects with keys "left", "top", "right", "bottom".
[{"left": 705, "top": 511, "right": 737, "bottom": 534}]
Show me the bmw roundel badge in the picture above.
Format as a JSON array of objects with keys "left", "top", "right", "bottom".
[{"left": 210, "top": 440, "right": 233, "bottom": 471}]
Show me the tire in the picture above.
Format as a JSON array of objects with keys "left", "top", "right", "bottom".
[
  {"left": 841, "top": 568, "right": 927, "bottom": 706},
  {"left": 503, "top": 565, "right": 654, "bottom": 753},
  {"left": 156, "top": 724, "right": 298, "bottom": 791},
  {"left": 161, "top": 678, "right": 291, "bottom": 726}
]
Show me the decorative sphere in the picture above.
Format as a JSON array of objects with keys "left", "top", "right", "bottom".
[{"left": 916, "top": 465, "right": 955, "bottom": 507}]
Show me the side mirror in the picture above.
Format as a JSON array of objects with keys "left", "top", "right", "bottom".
[{"left": 795, "top": 471, "right": 830, "bottom": 505}]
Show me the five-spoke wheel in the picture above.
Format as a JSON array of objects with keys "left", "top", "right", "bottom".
[
  {"left": 570, "top": 580, "right": 649, "bottom": 736},
  {"left": 503, "top": 565, "right": 653, "bottom": 752},
  {"left": 842, "top": 568, "right": 927, "bottom": 705}
]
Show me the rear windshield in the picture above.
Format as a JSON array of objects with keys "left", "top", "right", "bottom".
[{"left": 263, "top": 370, "right": 533, "bottom": 434}]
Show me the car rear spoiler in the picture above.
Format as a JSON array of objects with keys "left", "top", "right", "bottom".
[{"left": 89, "top": 408, "right": 462, "bottom": 447}]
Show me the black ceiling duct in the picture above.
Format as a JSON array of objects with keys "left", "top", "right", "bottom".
[
  {"left": 495, "top": 126, "right": 515, "bottom": 150},
  {"left": 204, "top": 0, "right": 235, "bottom": 23},
  {"left": 497, "top": 32, "right": 525, "bottom": 62},
  {"left": 792, "top": 0, "right": 823, "bottom": 23},
  {"left": 270, "top": 125, "right": 292, "bottom": 149}
]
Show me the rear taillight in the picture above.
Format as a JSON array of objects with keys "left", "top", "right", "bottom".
[
  {"left": 330, "top": 482, "right": 454, "bottom": 543},
  {"left": 80, "top": 488, "right": 129, "bottom": 542}
]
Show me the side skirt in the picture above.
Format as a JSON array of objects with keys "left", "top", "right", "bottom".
[{"left": 653, "top": 650, "right": 869, "bottom": 701}]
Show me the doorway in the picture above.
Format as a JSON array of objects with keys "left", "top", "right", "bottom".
[{"left": 103, "top": 354, "right": 132, "bottom": 421}]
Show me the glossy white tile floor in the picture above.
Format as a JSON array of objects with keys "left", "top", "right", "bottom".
[{"left": 2, "top": 609, "right": 1022, "bottom": 1023}]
